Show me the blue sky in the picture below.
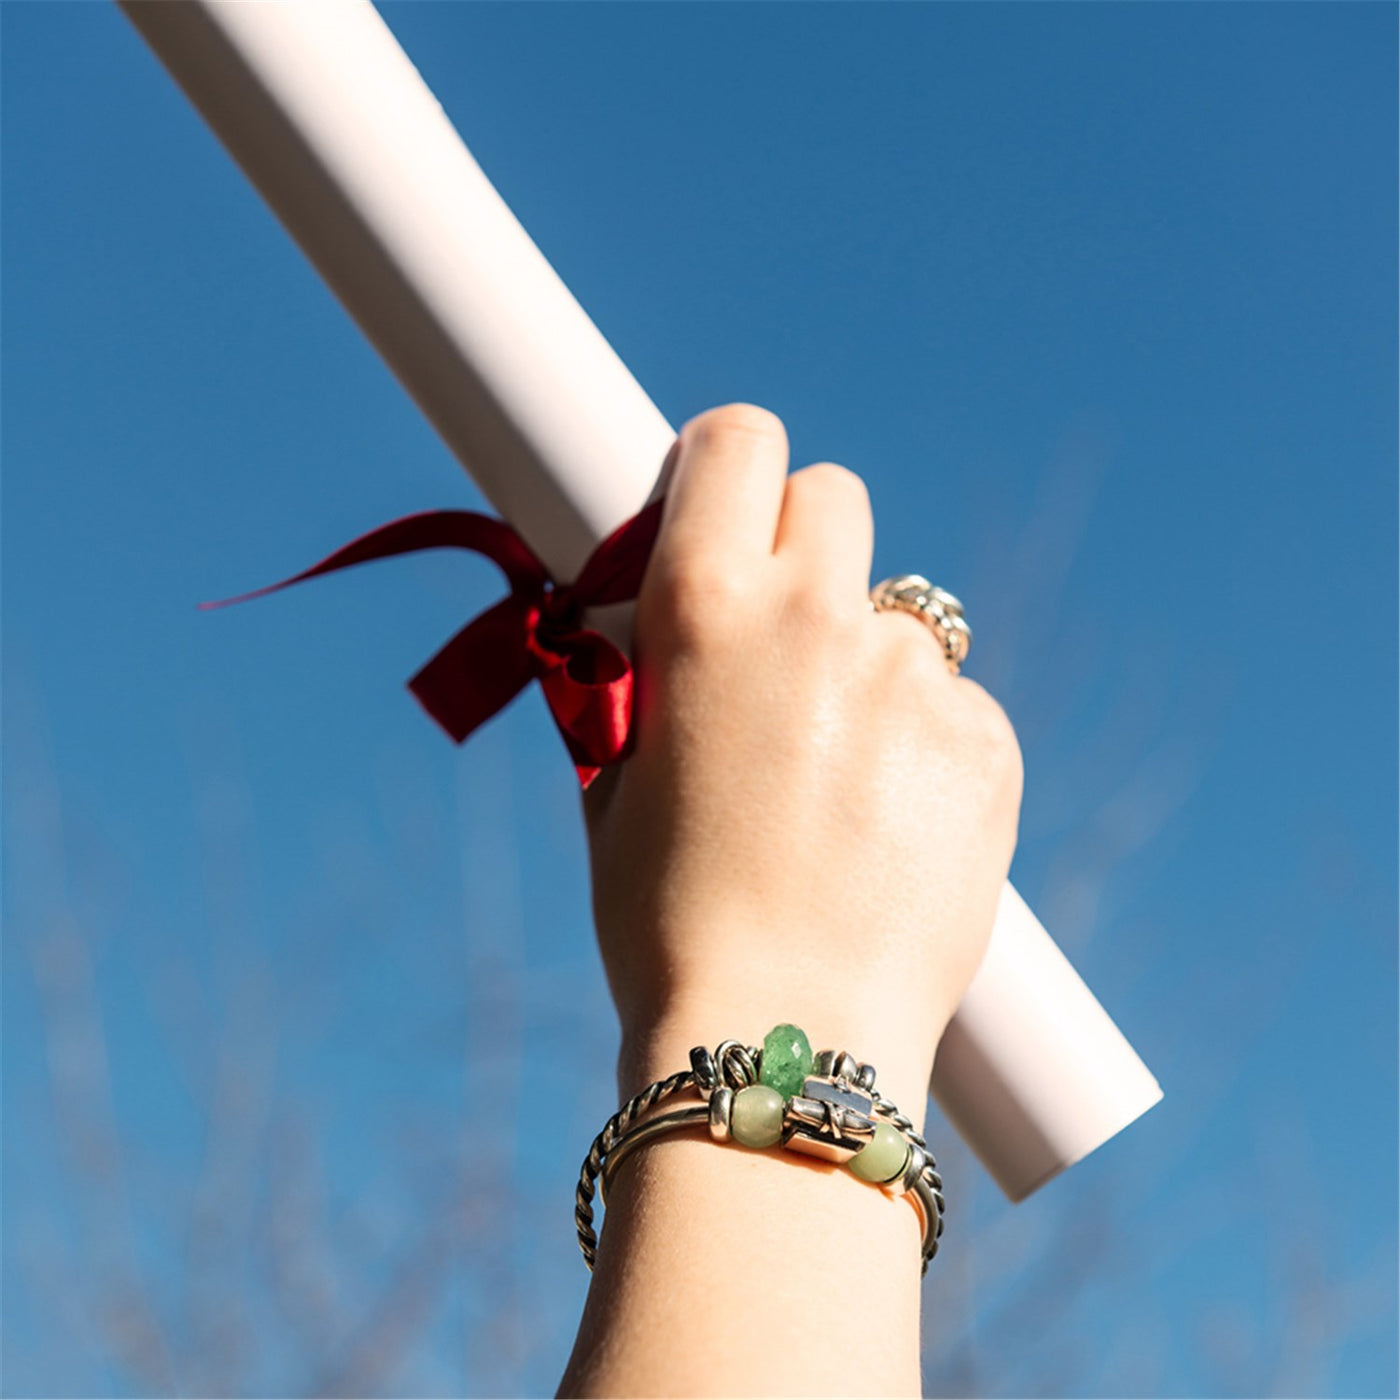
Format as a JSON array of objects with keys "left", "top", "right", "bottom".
[{"left": 3, "top": 4, "right": 1395, "bottom": 1397}]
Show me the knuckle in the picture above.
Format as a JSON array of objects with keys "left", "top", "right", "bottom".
[
  {"left": 795, "top": 460, "right": 870, "bottom": 508},
  {"left": 878, "top": 639, "right": 1022, "bottom": 785},
  {"left": 958, "top": 681, "right": 1024, "bottom": 790},
  {"left": 780, "top": 579, "right": 848, "bottom": 635},
  {"left": 883, "top": 616, "right": 949, "bottom": 685},
  {"left": 687, "top": 402, "right": 787, "bottom": 451},
  {"left": 649, "top": 556, "right": 750, "bottom": 646}
]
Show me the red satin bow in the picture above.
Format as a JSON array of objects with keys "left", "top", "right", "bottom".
[{"left": 202, "top": 499, "right": 665, "bottom": 787}]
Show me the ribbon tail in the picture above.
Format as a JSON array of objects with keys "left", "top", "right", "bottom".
[
  {"left": 199, "top": 510, "right": 548, "bottom": 609},
  {"left": 410, "top": 596, "right": 539, "bottom": 743},
  {"left": 536, "top": 630, "right": 635, "bottom": 786}
]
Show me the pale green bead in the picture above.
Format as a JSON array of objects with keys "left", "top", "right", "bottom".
[
  {"left": 848, "top": 1121, "right": 912, "bottom": 1184},
  {"left": 730, "top": 1084, "right": 785, "bottom": 1149}
]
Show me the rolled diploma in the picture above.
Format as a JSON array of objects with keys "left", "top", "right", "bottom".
[{"left": 120, "top": 0, "right": 1161, "bottom": 1200}]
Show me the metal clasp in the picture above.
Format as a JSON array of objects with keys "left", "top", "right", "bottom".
[{"left": 782, "top": 1075, "right": 878, "bottom": 1163}]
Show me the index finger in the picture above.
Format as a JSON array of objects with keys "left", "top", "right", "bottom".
[{"left": 652, "top": 404, "right": 790, "bottom": 574}]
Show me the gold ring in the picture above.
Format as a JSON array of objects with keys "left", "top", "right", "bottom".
[{"left": 869, "top": 575, "right": 972, "bottom": 674}]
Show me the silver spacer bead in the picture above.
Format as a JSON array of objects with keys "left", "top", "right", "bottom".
[
  {"left": 855, "top": 1062, "right": 877, "bottom": 1092},
  {"left": 689, "top": 1045, "right": 719, "bottom": 1096},
  {"left": 708, "top": 1086, "right": 733, "bottom": 1142}
]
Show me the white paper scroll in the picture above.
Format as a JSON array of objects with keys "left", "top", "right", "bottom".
[{"left": 121, "top": 0, "right": 1161, "bottom": 1200}]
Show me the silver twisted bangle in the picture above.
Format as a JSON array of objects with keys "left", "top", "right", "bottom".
[{"left": 574, "top": 1025, "right": 946, "bottom": 1275}]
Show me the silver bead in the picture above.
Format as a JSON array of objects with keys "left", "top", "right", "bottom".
[
  {"left": 855, "top": 1062, "right": 877, "bottom": 1092},
  {"left": 689, "top": 1046, "right": 719, "bottom": 1095},
  {"left": 708, "top": 1086, "right": 733, "bottom": 1141},
  {"left": 883, "top": 1139, "right": 928, "bottom": 1197},
  {"left": 812, "top": 1049, "right": 860, "bottom": 1082},
  {"left": 716, "top": 1040, "right": 758, "bottom": 1089}
]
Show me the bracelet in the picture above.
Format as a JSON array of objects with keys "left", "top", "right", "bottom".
[{"left": 574, "top": 1024, "right": 946, "bottom": 1275}]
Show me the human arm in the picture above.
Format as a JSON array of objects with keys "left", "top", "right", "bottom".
[{"left": 558, "top": 404, "right": 1022, "bottom": 1397}]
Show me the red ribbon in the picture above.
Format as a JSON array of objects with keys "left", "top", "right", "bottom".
[{"left": 202, "top": 499, "right": 664, "bottom": 787}]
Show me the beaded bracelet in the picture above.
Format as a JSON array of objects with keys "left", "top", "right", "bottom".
[{"left": 574, "top": 1023, "right": 946, "bottom": 1274}]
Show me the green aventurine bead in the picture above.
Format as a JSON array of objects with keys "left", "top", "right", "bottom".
[
  {"left": 760, "top": 1023, "right": 813, "bottom": 1100},
  {"left": 730, "top": 1084, "right": 785, "bottom": 1148},
  {"left": 848, "top": 1121, "right": 912, "bottom": 1184}
]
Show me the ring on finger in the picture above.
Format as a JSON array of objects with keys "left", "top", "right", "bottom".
[{"left": 869, "top": 574, "right": 972, "bottom": 675}]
